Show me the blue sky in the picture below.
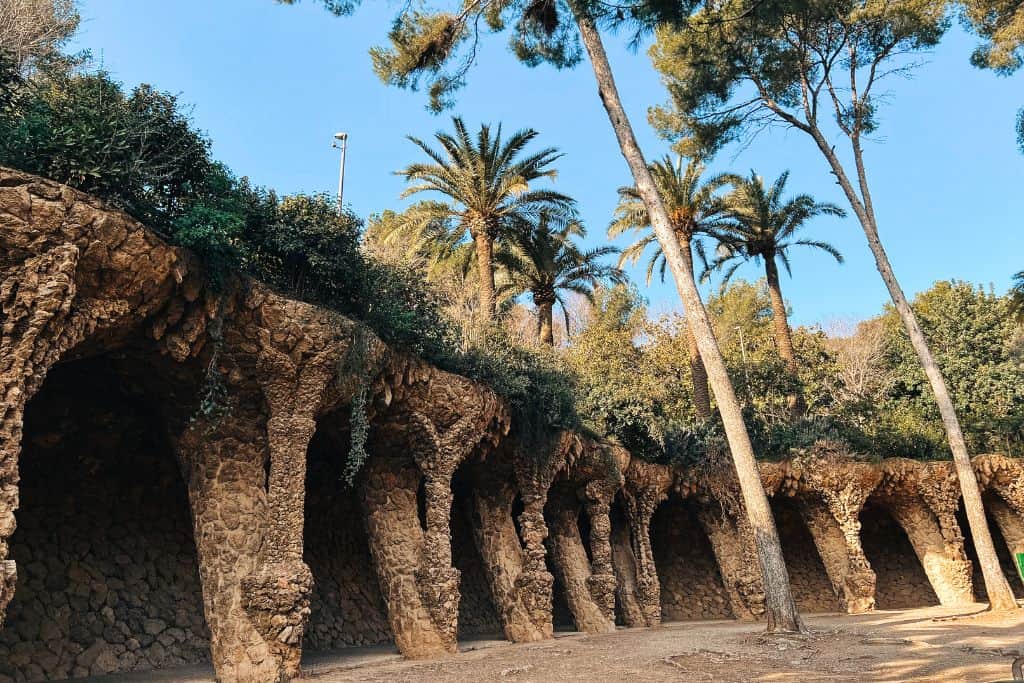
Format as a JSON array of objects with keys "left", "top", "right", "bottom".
[{"left": 70, "top": 0, "right": 1023, "bottom": 328}]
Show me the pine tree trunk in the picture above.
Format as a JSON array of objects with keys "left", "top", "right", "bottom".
[
  {"left": 474, "top": 230, "right": 497, "bottom": 321},
  {"left": 808, "top": 129, "right": 1018, "bottom": 612},
  {"left": 763, "top": 256, "right": 804, "bottom": 416},
  {"left": 572, "top": 5, "right": 803, "bottom": 632}
]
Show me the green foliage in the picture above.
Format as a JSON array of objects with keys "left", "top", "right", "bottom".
[
  {"left": 567, "top": 285, "right": 670, "bottom": 458},
  {"left": 650, "top": 0, "right": 948, "bottom": 155},
  {"left": 448, "top": 325, "right": 579, "bottom": 438},
  {"left": 295, "top": 1, "right": 692, "bottom": 112},
  {"left": 0, "top": 66, "right": 213, "bottom": 229},
  {"left": 960, "top": 0, "right": 1024, "bottom": 73},
  {"left": 878, "top": 280, "right": 1024, "bottom": 457}
]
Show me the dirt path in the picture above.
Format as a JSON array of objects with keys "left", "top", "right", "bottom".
[{"left": 309, "top": 606, "right": 1024, "bottom": 683}]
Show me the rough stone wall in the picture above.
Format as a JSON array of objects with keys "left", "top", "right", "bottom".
[
  {"left": 5, "top": 169, "right": 1024, "bottom": 683},
  {"left": 303, "top": 430, "right": 392, "bottom": 651},
  {"left": 0, "top": 360, "right": 208, "bottom": 682},
  {"left": 650, "top": 496, "right": 733, "bottom": 621}
]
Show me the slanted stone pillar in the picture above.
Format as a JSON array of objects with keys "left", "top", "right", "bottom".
[
  {"left": 696, "top": 504, "right": 766, "bottom": 621},
  {"left": 0, "top": 244, "right": 82, "bottom": 627},
  {"left": 620, "top": 460, "right": 673, "bottom": 627},
  {"left": 362, "top": 455, "right": 452, "bottom": 657},
  {"left": 610, "top": 512, "right": 645, "bottom": 626},
  {"left": 546, "top": 487, "right": 614, "bottom": 633},
  {"left": 876, "top": 460, "right": 975, "bottom": 606},
  {"left": 788, "top": 454, "right": 881, "bottom": 613},
  {"left": 799, "top": 499, "right": 875, "bottom": 613},
  {"left": 880, "top": 495, "right": 974, "bottom": 606},
  {"left": 361, "top": 362, "right": 507, "bottom": 658},
  {"left": 469, "top": 454, "right": 550, "bottom": 642},
  {"left": 179, "top": 405, "right": 293, "bottom": 683}
]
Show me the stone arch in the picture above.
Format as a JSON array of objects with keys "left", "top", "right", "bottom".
[
  {"left": 0, "top": 352, "right": 208, "bottom": 681},
  {"left": 450, "top": 460, "right": 504, "bottom": 640},
  {"left": 859, "top": 500, "right": 940, "bottom": 609},
  {"left": 650, "top": 493, "right": 733, "bottom": 622}
]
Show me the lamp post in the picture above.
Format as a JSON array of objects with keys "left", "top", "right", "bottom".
[{"left": 332, "top": 132, "right": 348, "bottom": 214}]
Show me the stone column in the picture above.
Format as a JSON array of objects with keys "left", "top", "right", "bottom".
[
  {"left": 510, "top": 431, "right": 577, "bottom": 639},
  {"left": 0, "top": 245, "right": 83, "bottom": 628},
  {"left": 785, "top": 454, "right": 881, "bottom": 614},
  {"left": 515, "top": 492, "right": 556, "bottom": 636},
  {"left": 361, "top": 455, "right": 452, "bottom": 658},
  {"left": 582, "top": 484, "right": 617, "bottom": 624},
  {"left": 621, "top": 462, "right": 672, "bottom": 628},
  {"left": 799, "top": 499, "right": 875, "bottom": 613},
  {"left": 610, "top": 514, "right": 645, "bottom": 627},
  {"left": 545, "top": 488, "right": 615, "bottom": 633},
  {"left": 882, "top": 496, "right": 974, "bottom": 606},
  {"left": 697, "top": 506, "right": 766, "bottom": 621},
  {"left": 178, "top": 408, "right": 289, "bottom": 683},
  {"left": 470, "top": 461, "right": 550, "bottom": 642}
]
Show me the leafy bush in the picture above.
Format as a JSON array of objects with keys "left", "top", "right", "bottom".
[{"left": 446, "top": 326, "right": 578, "bottom": 439}]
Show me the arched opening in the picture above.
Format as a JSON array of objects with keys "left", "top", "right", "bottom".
[
  {"left": 650, "top": 495, "right": 731, "bottom": 621},
  {"left": 771, "top": 497, "right": 840, "bottom": 614},
  {"left": 859, "top": 501, "right": 938, "bottom": 609},
  {"left": 959, "top": 498, "right": 1024, "bottom": 601},
  {"left": 542, "top": 486, "right": 583, "bottom": 632},
  {"left": 450, "top": 465, "right": 503, "bottom": 641},
  {"left": 302, "top": 420, "right": 393, "bottom": 654},
  {"left": 0, "top": 355, "right": 208, "bottom": 681}
]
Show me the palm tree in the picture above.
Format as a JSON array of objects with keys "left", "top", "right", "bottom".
[
  {"left": 497, "top": 213, "right": 624, "bottom": 345},
  {"left": 710, "top": 171, "right": 845, "bottom": 415},
  {"left": 398, "top": 117, "right": 575, "bottom": 321},
  {"left": 571, "top": 7, "right": 804, "bottom": 632},
  {"left": 609, "top": 156, "right": 733, "bottom": 420}
]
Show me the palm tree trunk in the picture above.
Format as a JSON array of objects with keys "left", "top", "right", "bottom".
[
  {"left": 474, "top": 230, "right": 497, "bottom": 321},
  {"left": 538, "top": 300, "right": 554, "bottom": 346},
  {"left": 763, "top": 255, "right": 804, "bottom": 416},
  {"left": 807, "top": 127, "right": 1018, "bottom": 611},
  {"left": 571, "top": 5, "right": 803, "bottom": 633}
]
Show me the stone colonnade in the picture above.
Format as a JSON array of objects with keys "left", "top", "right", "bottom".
[{"left": 2, "top": 169, "right": 1024, "bottom": 683}]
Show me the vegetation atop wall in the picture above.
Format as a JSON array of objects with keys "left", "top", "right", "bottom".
[{"left": 1, "top": 2, "right": 1022, "bottom": 463}]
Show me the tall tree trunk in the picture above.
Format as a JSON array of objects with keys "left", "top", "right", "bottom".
[
  {"left": 681, "top": 242, "right": 712, "bottom": 420},
  {"left": 807, "top": 128, "right": 1018, "bottom": 611},
  {"left": 686, "top": 324, "right": 712, "bottom": 420},
  {"left": 474, "top": 230, "right": 497, "bottom": 321},
  {"left": 763, "top": 255, "right": 804, "bottom": 416},
  {"left": 571, "top": 5, "right": 803, "bottom": 632},
  {"left": 537, "top": 299, "right": 554, "bottom": 346}
]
